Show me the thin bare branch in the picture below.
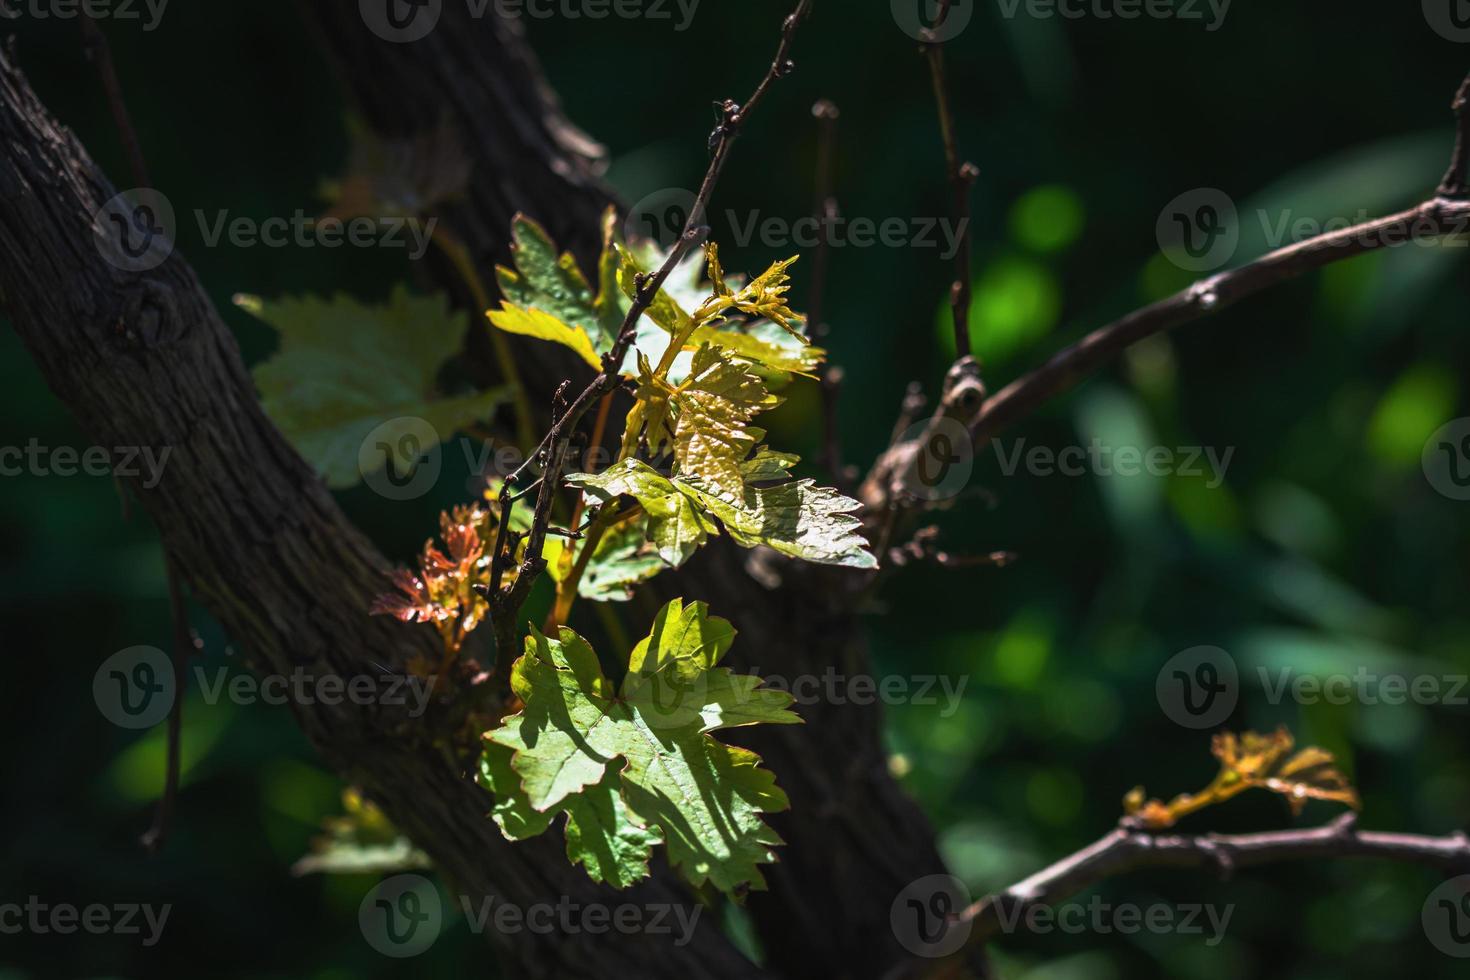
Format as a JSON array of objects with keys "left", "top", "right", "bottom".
[
  {"left": 920, "top": 0, "right": 978, "bottom": 359},
  {"left": 963, "top": 812, "right": 1470, "bottom": 947},
  {"left": 968, "top": 71, "right": 1470, "bottom": 451},
  {"left": 79, "top": 15, "right": 150, "bottom": 188},
  {"left": 969, "top": 195, "right": 1470, "bottom": 449},
  {"left": 139, "top": 554, "right": 195, "bottom": 853}
]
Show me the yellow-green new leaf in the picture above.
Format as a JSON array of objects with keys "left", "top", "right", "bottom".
[
  {"left": 489, "top": 212, "right": 624, "bottom": 370},
  {"left": 567, "top": 459, "right": 878, "bottom": 570}
]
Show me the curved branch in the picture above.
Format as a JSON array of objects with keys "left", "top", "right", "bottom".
[
  {"left": 969, "top": 194, "right": 1470, "bottom": 448},
  {"left": 964, "top": 812, "right": 1470, "bottom": 946},
  {"left": 966, "top": 68, "right": 1470, "bottom": 451}
]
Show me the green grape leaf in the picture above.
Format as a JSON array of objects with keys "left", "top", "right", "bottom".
[
  {"left": 568, "top": 459, "right": 878, "bottom": 570},
  {"left": 482, "top": 600, "right": 799, "bottom": 895},
  {"left": 578, "top": 517, "right": 668, "bottom": 601},
  {"left": 479, "top": 741, "right": 660, "bottom": 888},
  {"left": 241, "top": 287, "right": 507, "bottom": 489},
  {"left": 489, "top": 211, "right": 624, "bottom": 370}
]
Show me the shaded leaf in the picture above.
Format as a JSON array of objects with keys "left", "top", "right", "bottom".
[{"left": 241, "top": 287, "right": 506, "bottom": 489}]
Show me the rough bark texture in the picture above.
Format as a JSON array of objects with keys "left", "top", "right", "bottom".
[
  {"left": 299, "top": 4, "right": 961, "bottom": 976},
  {"left": 0, "top": 50, "right": 762, "bottom": 980}
]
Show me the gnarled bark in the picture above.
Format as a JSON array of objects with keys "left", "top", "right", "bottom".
[{"left": 0, "top": 49, "right": 761, "bottom": 980}]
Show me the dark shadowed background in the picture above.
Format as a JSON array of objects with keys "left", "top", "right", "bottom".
[{"left": 2, "top": 1, "right": 1468, "bottom": 977}]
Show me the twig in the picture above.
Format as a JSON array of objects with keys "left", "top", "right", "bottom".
[
  {"left": 77, "top": 11, "right": 186, "bottom": 853},
  {"left": 962, "top": 812, "right": 1470, "bottom": 947},
  {"left": 140, "top": 555, "right": 194, "bottom": 853},
  {"left": 483, "top": 0, "right": 815, "bottom": 670},
  {"left": 1440, "top": 71, "right": 1470, "bottom": 197},
  {"left": 79, "top": 15, "right": 150, "bottom": 188},
  {"left": 920, "top": 0, "right": 978, "bottom": 359}
]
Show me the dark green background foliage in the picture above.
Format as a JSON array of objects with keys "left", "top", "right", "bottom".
[{"left": 1, "top": 2, "right": 1468, "bottom": 977}]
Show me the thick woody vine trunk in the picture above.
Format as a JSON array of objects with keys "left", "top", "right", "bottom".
[
  {"left": 0, "top": 50, "right": 757, "bottom": 980},
  {"left": 299, "top": 4, "right": 961, "bottom": 976},
  {"left": 0, "top": 6, "right": 964, "bottom": 977}
]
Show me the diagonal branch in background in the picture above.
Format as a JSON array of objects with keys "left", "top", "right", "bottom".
[
  {"left": 961, "top": 812, "right": 1470, "bottom": 949},
  {"left": 966, "top": 69, "right": 1470, "bottom": 452}
]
